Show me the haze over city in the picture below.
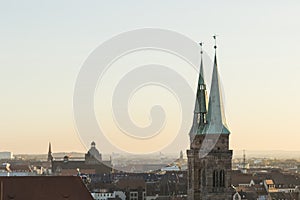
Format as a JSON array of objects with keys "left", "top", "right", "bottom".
[{"left": 0, "top": 1, "right": 300, "bottom": 154}]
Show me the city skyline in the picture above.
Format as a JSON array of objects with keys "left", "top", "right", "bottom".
[{"left": 1, "top": 1, "right": 300, "bottom": 154}]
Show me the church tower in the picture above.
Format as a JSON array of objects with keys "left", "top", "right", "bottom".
[{"left": 187, "top": 38, "right": 233, "bottom": 200}]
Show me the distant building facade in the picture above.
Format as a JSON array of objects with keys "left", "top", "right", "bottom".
[
  {"left": 0, "top": 151, "right": 13, "bottom": 160},
  {"left": 51, "top": 141, "right": 112, "bottom": 175}
]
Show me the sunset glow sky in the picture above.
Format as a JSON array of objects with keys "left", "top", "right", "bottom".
[{"left": 0, "top": 1, "right": 300, "bottom": 154}]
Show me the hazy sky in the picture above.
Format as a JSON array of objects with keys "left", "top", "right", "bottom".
[{"left": 0, "top": 1, "right": 300, "bottom": 154}]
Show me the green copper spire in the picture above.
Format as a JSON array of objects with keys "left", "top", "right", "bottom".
[
  {"left": 189, "top": 98, "right": 200, "bottom": 142},
  {"left": 189, "top": 43, "right": 208, "bottom": 142},
  {"left": 197, "top": 42, "right": 208, "bottom": 134},
  {"left": 203, "top": 36, "right": 230, "bottom": 134}
]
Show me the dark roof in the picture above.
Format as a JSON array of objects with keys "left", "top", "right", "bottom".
[
  {"left": 0, "top": 176, "right": 94, "bottom": 200},
  {"left": 115, "top": 178, "right": 145, "bottom": 189},
  {"left": 237, "top": 190, "right": 258, "bottom": 200},
  {"left": 231, "top": 172, "right": 262, "bottom": 186},
  {"left": 60, "top": 168, "right": 96, "bottom": 176},
  {"left": 270, "top": 171, "right": 300, "bottom": 186},
  {"left": 0, "top": 164, "right": 31, "bottom": 172},
  {"left": 52, "top": 160, "right": 111, "bottom": 175},
  {"left": 269, "top": 192, "right": 299, "bottom": 200},
  {"left": 236, "top": 186, "right": 268, "bottom": 198}
]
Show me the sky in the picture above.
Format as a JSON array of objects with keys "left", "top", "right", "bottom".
[{"left": 0, "top": 1, "right": 300, "bottom": 154}]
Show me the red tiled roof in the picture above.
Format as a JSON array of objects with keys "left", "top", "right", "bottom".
[{"left": 0, "top": 176, "right": 93, "bottom": 200}]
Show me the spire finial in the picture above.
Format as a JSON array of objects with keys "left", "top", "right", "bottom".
[
  {"left": 199, "top": 42, "right": 204, "bottom": 54},
  {"left": 213, "top": 34, "right": 218, "bottom": 49}
]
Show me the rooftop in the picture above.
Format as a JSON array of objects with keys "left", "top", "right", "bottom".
[{"left": 0, "top": 176, "right": 93, "bottom": 200}]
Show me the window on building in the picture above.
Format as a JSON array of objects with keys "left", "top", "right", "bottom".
[
  {"left": 188, "top": 163, "right": 192, "bottom": 188},
  {"left": 220, "top": 170, "right": 225, "bottom": 187},
  {"left": 201, "top": 169, "right": 206, "bottom": 187},
  {"left": 130, "top": 192, "right": 138, "bottom": 200},
  {"left": 198, "top": 169, "right": 201, "bottom": 187},
  {"left": 213, "top": 170, "right": 219, "bottom": 187}
]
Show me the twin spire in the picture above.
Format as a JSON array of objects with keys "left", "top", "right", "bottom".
[{"left": 189, "top": 36, "right": 230, "bottom": 142}]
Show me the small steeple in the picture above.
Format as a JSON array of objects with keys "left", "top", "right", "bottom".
[
  {"left": 47, "top": 142, "right": 53, "bottom": 162},
  {"left": 189, "top": 43, "right": 208, "bottom": 142},
  {"left": 197, "top": 42, "right": 208, "bottom": 132},
  {"left": 203, "top": 36, "right": 230, "bottom": 134},
  {"left": 180, "top": 150, "right": 183, "bottom": 159},
  {"left": 91, "top": 141, "right": 96, "bottom": 148}
]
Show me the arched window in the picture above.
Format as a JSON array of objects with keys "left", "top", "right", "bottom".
[
  {"left": 202, "top": 169, "right": 206, "bottom": 187},
  {"left": 219, "top": 170, "right": 225, "bottom": 187},
  {"left": 198, "top": 169, "right": 201, "bottom": 187},
  {"left": 213, "top": 170, "right": 215, "bottom": 187},
  {"left": 213, "top": 170, "right": 219, "bottom": 187},
  {"left": 188, "top": 163, "right": 192, "bottom": 188}
]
